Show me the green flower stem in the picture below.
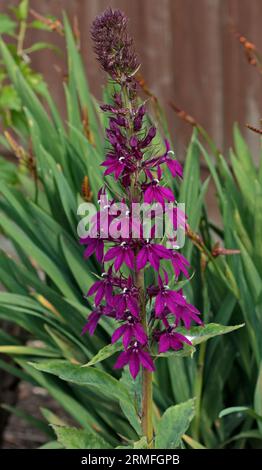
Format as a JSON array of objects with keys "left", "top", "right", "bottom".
[{"left": 17, "top": 20, "right": 27, "bottom": 56}]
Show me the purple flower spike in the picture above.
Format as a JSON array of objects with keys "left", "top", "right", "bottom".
[
  {"left": 91, "top": 7, "right": 138, "bottom": 81},
  {"left": 81, "top": 10, "right": 203, "bottom": 379}
]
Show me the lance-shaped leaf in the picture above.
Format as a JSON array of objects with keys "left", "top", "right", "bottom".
[
  {"left": 155, "top": 399, "right": 195, "bottom": 449},
  {"left": 82, "top": 342, "right": 123, "bottom": 367},
  {"left": 177, "top": 323, "right": 244, "bottom": 346},
  {"left": 52, "top": 425, "right": 111, "bottom": 449}
]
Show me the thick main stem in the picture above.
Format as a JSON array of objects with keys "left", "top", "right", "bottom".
[
  {"left": 124, "top": 83, "right": 154, "bottom": 447},
  {"left": 135, "top": 260, "right": 154, "bottom": 447}
]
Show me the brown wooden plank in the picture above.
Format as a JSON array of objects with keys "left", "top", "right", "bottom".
[{"left": 0, "top": 0, "right": 261, "bottom": 159}]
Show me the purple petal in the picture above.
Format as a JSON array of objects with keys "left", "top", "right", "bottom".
[
  {"left": 111, "top": 324, "right": 126, "bottom": 343},
  {"left": 125, "top": 249, "right": 134, "bottom": 269},
  {"left": 155, "top": 293, "right": 165, "bottom": 316},
  {"left": 136, "top": 248, "right": 148, "bottom": 270},
  {"left": 152, "top": 244, "right": 171, "bottom": 259},
  {"left": 159, "top": 334, "right": 170, "bottom": 353},
  {"left": 133, "top": 323, "right": 147, "bottom": 345},
  {"left": 104, "top": 246, "right": 120, "bottom": 262},
  {"left": 96, "top": 241, "right": 104, "bottom": 263},
  {"left": 148, "top": 250, "right": 160, "bottom": 271},
  {"left": 123, "top": 326, "right": 133, "bottom": 349},
  {"left": 127, "top": 297, "right": 139, "bottom": 317},
  {"left": 160, "top": 187, "right": 175, "bottom": 202},
  {"left": 94, "top": 285, "right": 105, "bottom": 306},
  {"left": 129, "top": 352, "right": 140, "bottom": 379},
  {"left": 87, "top": 281, "right": 100, "bottom": 296},
  {"left": 114, "top": 250, "right": 125, "bottom": 271},
  {"left": 144, "top": 187, "right": 153, "bottom": 204},
  {"left": 138, "top": 350, "right": 155, "bottom": 372},
  {"left": 114, "top": 350, "right": 131, "bottom": 369}
]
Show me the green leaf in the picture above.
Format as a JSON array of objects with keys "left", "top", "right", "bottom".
[
  {"left": 41, "top": 407, "right": 66, "bottom": 427},
  {"left": 182, "top": 434, "right": 206, "bottom": 449},
  {"left": 255, "top": 363, "right": 262, "bottom": 433},
  {"left": 52, "top": 425, "right": 111, "bottom": 449},
  {"left": 0, "top": 212, "right": 78, "bottom": 300},
  {"left": 0, "top": 345, "right": 60, "bottom": 357},
  {"left": 29, "top": 20, "right": 53, "bottom": 31},
  {"left": 17, "top": 359, "right": 97, "bottom": 432},
  {"left": 119, "top": 369, "right": 142, "bottom": 435},
  {"left": 30, "top": 359, "right": 130, "bottom": 403},
  {"left": 154, "top": 343, "right": 196, "bottom": 359},
  {"left": 133, "top": 436, "right": 148, "bottom": 449},
  {"left": 63, "top": 14, "right": 102, "bottom": 152},
  {"left": 24, "top": 42, "right": 60, "bottom": 55},
  {"left": 0, "top": 14, "right": 16, "bottom": 35},
  {"left": 82, "top": 342, "right": 123, "bottom": 367},
  {"left": 177, "top": 323, "right": 245, "bottom": 346},
  {"left": 222, "top": 430, "right": 262, "bottom": 447},
  {"left": 155, "top": 399, "right": 195, "bottom": 449},
  {"left": 219, "top": 406, "right": 262, "bottom": 421},
  {"left": 0, "top": 85, "right": 21, "bottom": 111}
]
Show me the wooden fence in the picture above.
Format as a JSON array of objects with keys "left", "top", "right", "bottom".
[{"left": 1, "top": 0, "right": 262, "bottom": 158}]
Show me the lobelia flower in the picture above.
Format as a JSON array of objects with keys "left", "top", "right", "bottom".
[
  {"left": 143, "top": 167, "right": 175, "bottom": 204},
  {"left": 158, "top": 328, "right": 192, "bottom": 353},
  {"left": 80, "top": 237, "right": 104, "bottom": 263},
  {"left": 112, "top": 316, "right": 147, "bottom": 348},
  {"left": 113, "top": 278, "right": 140, "bottom": 318},
  {"left": 81, "top": 306, "right": 105, "bottom": 336},
  {"left": 104, "top": 241, "right": 135, "bottom": 271},
  {"left": 87, "top": 268, "right": 118, "bottom": 305},
  {"left": 114, "top": 342, "right": 155, "bottom": 379},
  {"left": 172, "top": 292, "right": 203, "bottom": 329},
  {"left": 137, "top": 240, "right": 171, "bottom": 271},
  {"left": 161, "top": 139, "right": 183, "bottom": 178},
  {"left": 171, "top": 252, "right": 190, "bottom": 278}
]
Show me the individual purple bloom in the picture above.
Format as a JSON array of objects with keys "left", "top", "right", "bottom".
[
  {"left": 143, "top": 168, "right": 175, "bottom": 204},
  {"left": 81, "top": 306, "right": 104, "bottom": 336},
  {"left": 101, "top": 155, "right": 126, "bottom": 180},
  {"left": 171, "top": 252, "right": 190, "bottom": 278},
  {"left": 80, "top": 237, "right": 104, "bottom": 263},
  {"left": 173, "top": 300, "right": 203, "bottom": 329},
  {"left": 161, "top": 140, "right": 183, "bottom": 178},
  {"left": 155, "top": 284, "right": 186, "bottom": 317},
  {"left": 113, "top": 279, "right": 139, "bottom": 317},
  {"left": 87, "top": 269, "right": 116, "bottom": 306},
  {"left": 144, "top": 181, "right": 175, "bottom": 204},
  {"left": 137, "top": 241, "right": 171, "bottom": 271},
  {"left": 112, "top": 318, "right": 147, "bottom": 348},
  {"left": 91, "top": 7, "right": 138, "bottom": 80},
  {"left": 104, "top": 242, "right": 135, "bottom": 271},
  {"left": 158, "top": 328, "right": 192, "bottom": 353},
  {"left": 114, "top": 343, "right": 155, "bottom": 379}
]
